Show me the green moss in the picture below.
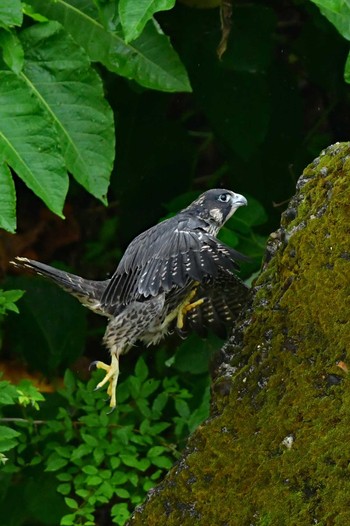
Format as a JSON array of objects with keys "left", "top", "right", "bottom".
[{"left": 129, "top": 143, "right": 350, "bottom": 526}]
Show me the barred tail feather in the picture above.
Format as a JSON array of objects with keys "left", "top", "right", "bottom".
[{"left": 11, "top": 257, "right": 109, "bottom": 315}]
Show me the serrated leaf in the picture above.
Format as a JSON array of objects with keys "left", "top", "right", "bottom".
[
  {"left": 0, "top": 163, "right": 16, "bottom": 232},
  {"left": 28, "top": 0, "right": 191, "bottom": 93},
  {"left": 119, "top": 0, "right": 175, "bottom": 43},
  {"left": 20, "top": 21, "right": 114, "bottom": 204},
  {"left": 0, "top": 70, "right": 68, "bottom": 217},
  {"left": 0, "top": 0, "right": 23, "bottom": 28},
  {"left": 0, "top": 28, "right": 24, "bottom": 74}
]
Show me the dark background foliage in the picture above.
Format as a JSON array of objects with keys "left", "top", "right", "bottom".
[{"left": 0, "top": 0, "right": 349, "bottom": 525}]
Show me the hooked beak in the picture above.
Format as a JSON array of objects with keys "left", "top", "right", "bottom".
[{"left": 231, "top": 192, "right": 248, "bottom": 208}]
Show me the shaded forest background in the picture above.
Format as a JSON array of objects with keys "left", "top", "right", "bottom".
[{"left": 0, "top": 1, "right": 349, "bottom": 525}]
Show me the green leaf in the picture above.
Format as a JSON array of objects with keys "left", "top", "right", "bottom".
[
  {"left": 0, "top": 425, "right": 21, "bottom": 441},
  {"left": 82, "top": 465, "right": 98, "bottom": 475},
  {"left": 140, "top": 379, "right": 160, "bottom": 398},
  {"left": 64, "top": 498, "right": 78, "bottom": 510},
  {"left": 111, "top": 502, "right": 130, "bottom": 523},
  {"left": 0, "top": 287, "right": 25, "bottom": 314},
  {"left": 147, "top": 446, "right": 168, "bottom": 458},
  {"left": 175, "top": 398, "right": 190, "bottom": 418},
  {"left": 60, "top": 515, "right": 76, "bottom": 526},
  {"left": 119, "top": 0, "right": 175, "bottom": 43},
  {"left": 85, "top": 475, "right": 102, "bottom": 486},
  {"left": 120, "top": 454, "right": 150, "bottom": 471},
  {"left": 0, "top": 0, "right": 23, "bottom": 28},
  {"left": 57, "top": 483, "right": 71, "bottom": 495},
  {"left": 0, "top": 28, "right": 24, "bottom": 74},
  {"left": 345, "top": 51, "right": 350, "bottom": 82},
  {"left": 115, "top": 487, "right": 130, "bottom": 499},
  {"left": 310, "top": 0, "right": 350, "bottom": 40},
  {"left": 81, "top": 433, "right": 99, "bottom": 447},
  {"left": 45, "top": 453, "right": 69, "bottom": 471},
  {"left": 20, "top": 21, "right": 115, "bottom": 204},
  {"left": 0, "top": 70, "right": 68, "bottom": 217},
  {"left": 0, "top": 380, "right": 18, "bottom": 405},
  {"left": 150, "top": 455, "right": 173, "bottom": 469},
  {"left": 28, "top": 0, "right": 191, "bottom": 93},
  {"left": 134, "top": 356, "right": 149, "bottom": 382},
  {"left": 152, "top": 391, "right": 168, "bottom": 414}
]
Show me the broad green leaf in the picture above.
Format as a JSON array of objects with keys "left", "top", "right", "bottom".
[
  {"left": 0, "top": 0, "right": 22, "bottom": 28},
  {"left": 0, "top": 29, "right": 24, "bottom": 74},
  {"left": 119, "top": 0, "right": 175, "bottom": 43},
  {"left": 0, "top": 162, "right": 16, "bottom": 232},
  {"left": 0, "top": 425, "right": 21, "bottom": 440},
  {"left": 309, "top": 0, "right": 345, "bottom": 13},
  {"left": 0, "top": 70, "right": 68, "bottom": 217},
  {"left": 310, "top": 0, "right": 350, "bottom": 40},
  {"left": 20, "top": 21, "right": 114, "bottom": 203},
  {"left": 27, "top": 0, "right": 191, "bottom": 92}
]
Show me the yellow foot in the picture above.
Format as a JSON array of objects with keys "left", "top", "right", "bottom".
[
  {"left": 91, "top": 354, "right": 119, "bottom": 410},
  {"left": 176, "top": 289, "right": 205, "bottom": 330}
]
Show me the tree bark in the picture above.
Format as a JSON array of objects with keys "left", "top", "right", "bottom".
[{"left": 127, "top": 143, "right": 350, "bottom": 526}]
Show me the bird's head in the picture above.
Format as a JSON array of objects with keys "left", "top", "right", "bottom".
[{"left": 186, "top": 189, "right": 247, "bottom": 234}]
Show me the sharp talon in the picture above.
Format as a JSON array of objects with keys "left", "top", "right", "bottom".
[
  {"left": 91, "top": 355, "right": 119, "bottom": 408},
  {"left": 106, "top": 406, "right": 116, "bottom": 415},
  {"left": 89, "top": 360, "right": 99, "bottom": 371}
]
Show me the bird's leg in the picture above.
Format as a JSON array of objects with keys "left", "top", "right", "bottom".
[
  {"left": 91, "top": 353, "right": 119, "bottom": 410},
  {"left": 176, "top": 288, "right": 204, "bottom": 330}
]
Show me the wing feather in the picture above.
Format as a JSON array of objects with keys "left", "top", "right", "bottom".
[{"left": 100, "top": 213, "right": 244, "bottom": 310}]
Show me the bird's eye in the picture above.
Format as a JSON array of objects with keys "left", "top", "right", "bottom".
[{"left": 218, "top": 193, "right": 231, "bottom": 203}]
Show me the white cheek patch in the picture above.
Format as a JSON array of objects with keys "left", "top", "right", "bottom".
[{"left": 210, "top": 208, "right": 224, "bottom": 223}]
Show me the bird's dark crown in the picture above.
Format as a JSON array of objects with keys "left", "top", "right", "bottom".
[{"left": 183, "top": 189, "right": 247, "bottom": 231}]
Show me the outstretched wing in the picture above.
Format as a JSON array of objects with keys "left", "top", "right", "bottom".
[
  {"left": 101, "top": 214, "right": 244, "bottom": 310},
  {"left": 181, "top": 269, "right": 251, "bottom": 338}
]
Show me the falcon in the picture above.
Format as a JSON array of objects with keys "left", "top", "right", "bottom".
[{"left": 11, "top": 189, "right": 250, "bottom": 409}]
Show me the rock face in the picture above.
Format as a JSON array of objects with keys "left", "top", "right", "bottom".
[{"left": 128, "top": 143, "right": 350, "bottom": 526}]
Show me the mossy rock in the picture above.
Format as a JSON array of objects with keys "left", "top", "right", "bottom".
[{"left": 128, "top": 143, "right": 350, "bottom": 526}]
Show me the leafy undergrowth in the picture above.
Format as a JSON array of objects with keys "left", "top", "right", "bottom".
[{"left": 0, "top": 356, "right": 210, "bottom": 526}]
